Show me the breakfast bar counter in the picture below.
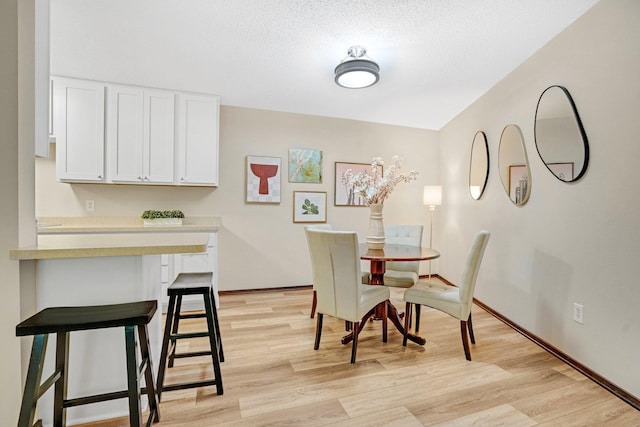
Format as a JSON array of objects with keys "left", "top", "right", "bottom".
[{"left": 11, "top": 224, "right": 217, "bottom": 425}]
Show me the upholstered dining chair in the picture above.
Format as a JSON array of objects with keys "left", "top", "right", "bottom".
[
  {"left": 305, "top": 228, "right": 390, "bottom": 363},
  {"left": 304, "top": 224, "right": 333, "bottom": 319},
  {"left": 402, "top": 231, "right": 490, "bottom": 361}
]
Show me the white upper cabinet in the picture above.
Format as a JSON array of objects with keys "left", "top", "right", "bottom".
[
  {"left": 52, "top": 76, "right": 218, "bottom": 186},
  {"left": 53, "top": 77, "right": 106, "bottom": 182},
  {"left": 177, "top": 93, "right": 220, "bottom": 186},
  {"left": 107, "top": 86, "right": 175, "bottom": 184}
]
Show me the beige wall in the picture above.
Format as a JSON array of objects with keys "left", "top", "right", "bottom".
[
  {"left": 36, "top": 106, "right": 440, "bottom": 290},
  {"left": 438, "top": 0, "right": 640, "bottom": 400}
]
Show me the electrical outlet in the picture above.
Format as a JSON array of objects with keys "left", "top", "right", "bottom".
[
  {"left": 573, "top": 303, "right": 584, "bottom": 324},
  {"left": 86, "top": 200, "right": 95, "bottom": 212}
]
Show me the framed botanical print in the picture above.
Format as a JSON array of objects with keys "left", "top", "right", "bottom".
[
  {"left": 247, "top": 155, "right": 281, "bottom": 203},
  {"left": 293, "top": 191, "right": 327, "bottom": 223}
]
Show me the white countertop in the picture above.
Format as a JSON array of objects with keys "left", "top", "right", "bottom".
[
  {"left": 10, "top": 233, "right": 211, "bottom": 260},
  {"left": 10, "top": 216, "right": 220, "bottom": 260}
]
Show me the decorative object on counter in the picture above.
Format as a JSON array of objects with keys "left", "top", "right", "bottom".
[
  {"left": 293, "top": 191, "right": 327, "bottom": 223},
  {"left": 288, "top": 148, "right": 323, "bottom": 183},
  {"left": 342, "top": 156, "right": 419, "bottom": 249},
  {"left": 247, "top": 155, "right": 281, "bottom": 203},
  {"left": 141, "top": 210, "right": 185, "bottom": 226}
]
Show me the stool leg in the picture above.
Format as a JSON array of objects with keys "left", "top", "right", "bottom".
[
  {"left": 209, "top": 288, "right": 224, "bottom": 362},
  {"left": 53, "top": 332, "right": 69, "bottom": 427},
  {"left": 203, "top": 292, "right": 223, "bottom": 395},
  {"left": 124, "top": 325, "right": 142, "bottom": 427},
  {"left": 168, "top": 294, "right": 182, "bottom": 368},
  {"left": 18, "top": 334, "right": 48, "bottom": 427},
  {"left": 137, "top": 324, "right": 160, "bottom": 423},
  {"left": 157, "top": 294, "right": 177, "bottom": 401}
]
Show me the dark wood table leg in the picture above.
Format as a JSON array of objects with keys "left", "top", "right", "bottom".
[{"left": 386, "top": 301, "right": 426, "bottom": 345}]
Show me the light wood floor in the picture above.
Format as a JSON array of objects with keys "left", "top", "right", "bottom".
[{"left": 79, "top": 285, "right": 639, "bottom": 426}]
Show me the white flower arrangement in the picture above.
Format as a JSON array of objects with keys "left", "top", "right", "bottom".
[{"left": 342, "top": 156, "right": 418, "bottom": 205}]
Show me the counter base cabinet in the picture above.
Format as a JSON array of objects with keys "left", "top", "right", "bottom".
[
  {"left": 161, "top": 232, "right": 218, "bottom": 312},
  {"left": 35, "top": 255, "right": 162, "bottom": 426},
  {"left": 51, "top": 76, "right": 219, "bottom": 187}
]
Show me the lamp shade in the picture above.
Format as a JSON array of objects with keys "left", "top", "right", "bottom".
[{"left": 423, "top": 185, "right": 442, "bottom": 207}]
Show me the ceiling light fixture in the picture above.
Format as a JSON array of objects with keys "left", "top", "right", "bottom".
[{"left": 334, "top": 46, "right": 380, "bottom": 89}]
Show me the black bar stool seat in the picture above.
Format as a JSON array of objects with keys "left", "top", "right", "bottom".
[
  {"left": 16, "top": 300, "right": 160, "bottom": 427},
  {"left": 157, "top": 272, "right": 223, "bottom": 399}
]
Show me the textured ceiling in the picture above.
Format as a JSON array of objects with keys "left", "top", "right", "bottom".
[{"left": 50, "top": 0, "right": 599, "bottom": 130}]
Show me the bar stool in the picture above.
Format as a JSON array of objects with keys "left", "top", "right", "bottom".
[
  {"left": 16, "top": 300, "right": 160, "bottom": 427},
  {"left": 157, "top": 272, "right": 223, "bottom": 400}
]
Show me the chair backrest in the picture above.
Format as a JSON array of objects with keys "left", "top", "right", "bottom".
[
  {"left": 458, "top": 231, "right": 491, "bottom": 309},
  {"left": 385, "top": 225, "right": 424, "bottom": 273},
  {"left": 304, "top": 229, "right": 363, "bottom": 322}
]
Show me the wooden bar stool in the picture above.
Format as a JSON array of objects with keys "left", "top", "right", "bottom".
[
  {"left": 157, "top": 272, "right": 223, "bottom": 400},
  {"left": 16, "top": 300, "right": 160, "bottom": 427}
]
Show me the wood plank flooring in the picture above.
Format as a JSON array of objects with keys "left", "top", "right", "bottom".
[{"left": 78, "top": 285, "right": 639, "bottom": 426}]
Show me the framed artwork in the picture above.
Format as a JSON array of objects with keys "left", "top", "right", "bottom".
[
  {"left": 246, "top": 155, "right": 281, "bottom": 203},
  {"left": 508, "top": 164, "right": 529, "bottom": 204},
  {"left": 547, "top": 162, "right": 574, "bottom": 181},
  {"left": 334, "top": 162, "right": 379, "bottom": 206},
  {"left": 288, "top": 148, "right": 323, "bottom": 183},
  {"left": 293, "top": 191, "right": 327, "bottom": 223}
]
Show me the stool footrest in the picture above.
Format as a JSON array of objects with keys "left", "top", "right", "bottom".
[
  {"left": 172, "top": 331, "right": 210, "bottom": 340},
  {"left": 174, "top": 350, "right": 213, "bottom": 359},
  {"left": 37, "top": 370, "right": 62, "bottom": 400},
  {"left": 161, "top": 379, "right": 221, "bottom": 394},
  {"left": 178, "top": 313, "right": 206, "bottom": 320},
  {"left": 65, "top": 386, "right": 154, "bottom": 408}
]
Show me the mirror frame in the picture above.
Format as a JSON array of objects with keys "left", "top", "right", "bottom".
[
  {"left": 498, "top": 124, "right": 531, "bottom": 206},
  {"left": 534, "top": 85, "right": 589, "bottom": 182},
  {"left": 469, "top": 131, "right": 489, "bottom": 200}
]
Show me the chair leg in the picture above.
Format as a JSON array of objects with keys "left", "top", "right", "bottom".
[
  {"left": 157, "top": 294, "right": 177, "bottom": 401},
  {"left": 168, "top": 294, "right": 182, "bottom": 368},
  {"left": 314, "top": 313, "right": 323, "bottom": 350},
  {"left": 467, "top": 313, "right": 475, "bottom": 344},
  {"left": 350, "top": 321, "right": 360, "bottom": 364},
  {"left": 138, "top": 324, "right": 160, "bottom": 423},
  {"left": 204, "top": 291, "right": 224, "bottom": 395},
  {"left": 460, "top": 320, "right": 472, "bottom": 361},
  {"left": 381, "top": 301, "right": 388, "bottom": 343},
  {"left": 53, "top": 332, "right": 69, "bottom": 427},
  {"left": 402, "top": 302, "right": 411, "bottom": 347},
  {"left": 18, "top": 334, "right": 48, "bottom": 427},
  {"left": 125, "top": 325, "right": 142, "bottom": 427},
  {"left": 209, "top": 288, "right": 225, "bottom": 362},
  {"left": 310, "top": 290, "right": 317, "bottom": 319},
  {"left": 415, "top": 304, "right": 421, "bottom": 333}
]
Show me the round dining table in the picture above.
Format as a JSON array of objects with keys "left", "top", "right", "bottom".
[{"left": 342, "top": 243, "right": 441, "bottom": 346}]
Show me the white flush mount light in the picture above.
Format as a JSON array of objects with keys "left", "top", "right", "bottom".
[{"left": 334, "top": 46, "right": 380, "bottom": 89}]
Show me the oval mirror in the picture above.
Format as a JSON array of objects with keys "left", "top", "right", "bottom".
[
  {"left": 469, "top": 131, "right": 489, "bottom": 200},
  {"left": 534, "top": 85, "right": 589, "bottom": 182},
  {"left": 498, "top": 124, "right": 530, "bottom": 205}
]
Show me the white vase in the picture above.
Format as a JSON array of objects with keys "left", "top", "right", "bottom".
[{"left": 366, "top": 203, "right": 385, "bottom": 249}]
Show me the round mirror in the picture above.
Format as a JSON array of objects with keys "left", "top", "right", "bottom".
[
  {"left": 534, "top": 85, "right": 589, "bottom": 182},
  {"left": 499, "top": 124, "right": 530, "bottom": 205},
  {"left": 469, "top": 131, "right": 489, "bottom": 200}
]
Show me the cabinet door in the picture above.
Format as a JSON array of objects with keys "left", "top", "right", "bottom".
[
  {"left": 107, "top": 85, "right": 144, "bottom": 183},
  {"left": 144, "top": 90, "right": 175, "bottom": 183},
  {"left": 53, "top": 77, "right": 106, "bottom": 182},
  {"left": 177, "top": 93, "right": 219, "bottom": 186}
]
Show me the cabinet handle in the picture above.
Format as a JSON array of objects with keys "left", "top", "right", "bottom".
[
  {"left": 138, "top": 176, "right": 142, "bottom": 180},
  {"left": 97, "top": 175, "right": 103, "bottom": 179}
]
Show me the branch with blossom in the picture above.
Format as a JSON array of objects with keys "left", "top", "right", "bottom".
[{"left": 342, "top": 156, "right": 418, "bottom": 205}]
